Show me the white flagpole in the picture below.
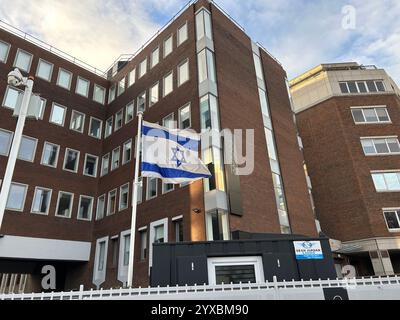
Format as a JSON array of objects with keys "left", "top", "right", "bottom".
[{"left": 127, "top": 111, "right": 143, "bottom": 288}]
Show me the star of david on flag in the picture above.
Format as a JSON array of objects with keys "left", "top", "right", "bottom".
[{"left": 141, "top": 121, "right": 211, "bottom": 184}]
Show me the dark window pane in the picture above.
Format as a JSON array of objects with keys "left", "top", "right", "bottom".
[
  {"left": 339, "top": 83, "right": 349, "bottom": 93},
  {"left": 215, "top": 265, "right": 256, "bottom": 284},
  {"left": 351, "top": 109, "right": 364, "bottom": 123},
  {"left": 211, "top": 211, "right": 223, "bottom": 241},
  {"left": 376, "top": 108, "right": 390, "bottom": 122},
  {"left": 366, "top": 81, "right": 377, "bottom": 92},
  {"left": 357, "top": 82, "right": 367, "bottom": 93},
  {"left": 375, "top": 81, "right": 385, "bottom": 92},
  {"left": 384, "top": 211, "right": 400, "bottom": 230},
  {"left": 347, "top": 81, "right": 358, "bottom": 93}
]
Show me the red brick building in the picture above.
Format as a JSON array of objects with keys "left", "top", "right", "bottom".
[
  {"left": 0, "top": 0, "right": 316, "bottom": 291},
  {"left": 290, "top": 62, "right": 400, "bottom": 277}
]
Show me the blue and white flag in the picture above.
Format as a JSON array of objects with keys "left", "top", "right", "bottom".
[{"left": 141, "top": 121, "right": 211, "bottom": 184}]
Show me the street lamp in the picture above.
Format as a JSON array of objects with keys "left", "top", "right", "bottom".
[{"left": 0, "top": 68, "right": 35, "bottom": 230}]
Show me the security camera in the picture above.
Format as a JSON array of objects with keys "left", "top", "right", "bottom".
[{"left": 7, "top": 68, "right": 25, "bottom": 87}]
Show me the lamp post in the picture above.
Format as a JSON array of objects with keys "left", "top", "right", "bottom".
[{"left": 0, "top": 68, "right": 35, "bottom": 230}]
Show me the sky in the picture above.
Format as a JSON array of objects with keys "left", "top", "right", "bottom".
[{"left": 0, "top": 0, "right": 399, "bottom": 82}]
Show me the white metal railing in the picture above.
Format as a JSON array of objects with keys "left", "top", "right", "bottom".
[{"left": 1, "top": 275, "right": 400, "bottom": 300}]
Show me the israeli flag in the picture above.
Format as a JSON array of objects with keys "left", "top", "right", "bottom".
[{"left": 141, "top": 121, "right": 212, "bottom": 184}]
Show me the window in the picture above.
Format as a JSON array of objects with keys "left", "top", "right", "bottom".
[
  {"left": 149, "top": 218, "right": 168, "bottom": 267},
  {"left": 108, "top": 84, "right": 116, "bottom": 103},
  {"left": 49, "top": 103, "right": 66, "bottom": 126},
  {"left": 36, "top": 59, "right": 53, "bottom": 81},
  {"left": 151, "top": 47, "right": 159, "bottom": 68},
  {"left": 105, "top": 117, "right": 113, "bottom": 138},
  {"left": 137, "top": 91, "right": 146, "bottom": 113},
  {"left": 339, "top": 80, "right": 386, "bottom": 94},
  {"left": 123, "top": 234, "right": 130, "bottom": 266},
  {"left": 75, "top": 77, "right": 89, "bottom": 97},
  {"left": 384, "top": 209, "right": 400, "bottom": 232},
  {"left": 97, "top": 240, "right": 107, "bottom": 272},
  {"left": 117, "top": 78, "right": 125, "bottom": 96},
  {"left": 78, "top": 196, "right": 93, "bottom": 221},
  {"left": 372, "top": 171, "right": 400, "bottom": 192},
  {"left": 125, "top": 102, "right": 134, "bottom": 124},
  {"left": 139, "top": 230, "right": 147, "bottom": 260},
  {"left": 6, "top": 183, "right": 27, "bottom": 212},
  {"left": 111, "top": 237, "right": 119, "bottom": 268},
  {"left": 107, "top": 189, "right": 117, "bottom": 216},
  {"left": 89, "top": 117, "right": 102, "bottom": 139},
  {"left": 17, "top": 135, "right": 37, "bottom": 162},
  {"left": 123, "top": 139, "right": 132, "bottom": 164},
  {"left": 178, "top": 59, "right": 189, "bottom": 86},
  {"left": 101, "top": 154, "right": 110, "bottom": 176},
  {"left": 207, "top": 256, "right": 265, "bottom": 285},
  {"left": 351, "top": 107, "right": 391, "bottom": 124},
  {"left": 96, "top": 195, "right": 106, "bottom": 220},
  {"left": 41, "top": 142, "right": 59, "bottom": 168},
  {"left": 206, "top": 210, "right": 229, "bottom": 241},
  {"left": 115, "top": 109, "right": 123, "bottom": 131},
  {"left": 0, "top": 40, "right": 10, "bottom": 63},
  {"left": 197, "top": 49, "right": 216, "bottom": 83},
  {"left": 154, "top": 225, "right": 165, "bottom": 244},
  {"left": 31, "top": 187, "right": 52, "bottom": 215},
  {"left": 3, "top": 86, "right": 22, "bottom": 110},
  {"left": 162, "top": 182, "right": 174, "bottom": 194},
  {"left": 163, "top": 72, "right": 173, "bottom": 97},
  {"left": 200, "top": 94, "right": 219, "bottom": 130},
  {"left": 93, "top": 85, "right": 105, "bottom": 104},
  {"left": 163, "top": 113, "right": 175, "bottom": 129},
  {"left": 179, "top": 103, "right": 191, "bottom": 129},
  {"left": 57, "top": 68, "right": 72, "bottom": 90},
  {"left": 361, "top": 137, "right": 400, "bottom": 155},
  {"left": 14, "top": 49, "right": 33, "bottom": 72},
  {"left": 174, "top": 218, "right": 183, "bottom": 242},
  {"left": 178, "top": 23, "right": 188, "bottom": 46},
  {"left": 119, "top": 184, "right": 129, "bottom": 211},
  {"left": 128, "top": 68, "right": 136, "bottom": 87},
  {"left": 149, "top": 82, "right": 159, "bottom": 106},
  {"left": 0, "top": 129, "right": 13, "bottom": 156},
  {"left": 164, "top": 35, "right": 173, "bottom": 57},
  {"left": 84, "top": 154, "right": 98, "bottom": 177},
  {"left": 147, "top": 177, "right": 157, "bottom": 200},
  {"left": 55, "top": 191, "right": 73, "bottom": 218},
  {"left": 70, "top": 110, "right": 85, "bottom": 133},
  {"left": 196, "top": 10, "right": 213, "bottom": 41},
  {"left": 63, "top": 148, "right": 80, "bottom": 173},
  {"left": 139, "top": 58, "right": 147, "bottom": 78},
  {"left": 111, "top": 147, "right": 120, "bottom": 171},
  {"left": 137, "top": 177, "right": 143, "bottom": 204}
]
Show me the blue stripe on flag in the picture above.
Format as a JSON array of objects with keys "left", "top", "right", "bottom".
[
  {"left": 142, "top": 126, "right": 199, "bottom": 150},
  {"left": 142, "top": 162, "right": 211, "bottom": 179}
]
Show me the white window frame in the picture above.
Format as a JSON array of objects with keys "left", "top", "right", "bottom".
[
  {"left": 96, "top": 194, "right": 106, "bottom": 221},
  {"left": 70, "top": 110, "right": 86, "bottom": 133},
  {"left": 361, "top": 136, "right": 400, "bottom": 156},
  {"left": 371, "top": 170, "right": 400, "bottom": 192},
  {"left": 163, "top": 34, "right": 173, "bottom": 58},
  {"left": 6, "top": 182, "right": 28, "bottom": 212},
  {"left": 177, "top": 22, "right": 188, "bottom": 46},
  {"left": 49, "top": 102, "right": 67, "bottom": 127},
  {"left": 139, "top": 58, "right": 147, "bottom": 79},
  {"left": 93, "top": 84, "right": 106, "bottom": 105},
  {"left": 13, "top": 48, "right": 33, "bottom": 73},
  {"left": 108, "top": 84, "right": 116, "bottom": 103},
  {"left": 93, "top": 236, "right": 108, "bottom": 287},
  {"left": 178, "top": 103, "right": 191, "bottom": 129},
  {"left": 105, "top": 116, "right": 113, "bottom": 138},
  {"left": 162, "top": 113, "right": 175, "bottom": 129},
  {"left": 2, "top": 86, "right": 23, "bottom": 110},
  {"left": 36, "top": 58, "right": 54, "bottom": 82},
  {"left": 101, "top": 153, "right": 110, "bottom": 177},
  {"left": 150, "top": 47, "right": 160, "bottom": 69},
  {"left": 383, "top": 208, "right": 400, "bottom": 233},
  {"left": 128, "top": 68, "right": 136, "bottom": 87},
  {"left": 125, "top": 101, "right": 135, "bottom": 124},
  {"left": 122, "top": 139, "right": 132, "bottom": 165},
  {"left": 177, "top": 58, "right": 189, "bottom": 87},
  {"left": 149, "top": 218, "right": 168, "bottom": 268},
  {"left": 149, "top": 82, "right": 159, "bottom": 107},
  {"left": 75, "top": 76, "right": 90, "bottom": 97},
  {"left": 83, "top": 153, "right": 98, "bottom": 178},
  {"left": 31, "top": 186, "right": 52, "bottom": 215},
  {"left": 107, "top": 189, "right": 117, "bottom": 216},
  {"left": 88, "top": 116, "right": 103, "bottom": 139},
  {"left": 119, "top": 183, "right": 130, "bottom": 211},
  {"left": 351, "top": 106, "right": 392, "bottom": 124},
  {"left": 63, "top": 148, "right": 80, "bottom": 173},
  {"left": 77, "top": 195, "right": 94, "bottom": 221},
  {"left": 18, "top": 135, "right": 38, "bottom": 163},
  {"left": 40, "top": 141, "right": 60, "bottom": 168},
  {"left": 137, "top": 91, "right": 146, "bottom": 112},
  {"left": 117, "top": 77, "right": 126, "bottom": 97},
  {"left": 55, "top": 191, "right": 74, "bottom": 219},
  {"left": 146, "top": 177, "right": 158, "bottom": 200},
  {"left": 0, "top": 128, "right": 13, "bottom": 156},
  {"left": 162, "top": 182, "right": 174, "bottom": 194},
  {"left": 163, "top": 71, "right": 174, "bottom": 97},
  {"left": 207, "top": 256, "right": 265, "bottom": 285},
  {"left": 56, "top": 68, "right": 73, "bottom": 90},
  {"left": 111, "top": 147, "right": 120, "bottom": 171},
  {"left": 114, "top": 109, "right": 124, "bottom": 132},
  {"left": 0, "top": 40, "right": 10, "bottom": 63}
]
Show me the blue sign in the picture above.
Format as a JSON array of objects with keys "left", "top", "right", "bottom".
[{"left": 293, "top": 241, "right": 324, "bottom": 260}]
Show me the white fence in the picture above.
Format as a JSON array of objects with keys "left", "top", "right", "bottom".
[{"left": 1, "top": 276, "right": 400, "bottom": 300}]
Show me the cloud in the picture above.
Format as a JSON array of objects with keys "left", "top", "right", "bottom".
[{"left": 0, "top": 0, "right": 399, "bottom": 84}]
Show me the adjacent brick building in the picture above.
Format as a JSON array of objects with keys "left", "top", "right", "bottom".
[
  {"left": 290, "top": 62, "right": 400, "bottom": 277},
  {"left": 0, "top": 0, "right": 316, "bottom": 291}
]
